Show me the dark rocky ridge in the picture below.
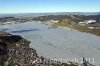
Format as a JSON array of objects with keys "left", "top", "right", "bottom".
[
  {"left": 0, "top": 32, "right": 37, "bottom": 66},
  {"left": 0, "top": 32, "right": 95, "bottom": 66}
]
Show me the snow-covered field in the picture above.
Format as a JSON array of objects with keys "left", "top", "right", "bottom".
[{"left": 0, "top": 22, "right": 100, "bottom": 66}]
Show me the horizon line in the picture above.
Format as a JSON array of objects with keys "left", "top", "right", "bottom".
[{"left": 0, "top": 12, "right": 100, "bottom": 14}]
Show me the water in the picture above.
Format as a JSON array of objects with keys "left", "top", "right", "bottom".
[{"left": 0, "top": 22, "right": 100, "bottom": 65}]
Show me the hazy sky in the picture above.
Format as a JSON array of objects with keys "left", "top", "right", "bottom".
[{"left": 0, "top": 0, "right": 100, "bottom": 13}]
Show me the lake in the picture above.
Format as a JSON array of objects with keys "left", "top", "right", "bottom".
[{"left": 0, "top": 21, "right": 100, "bottom": 65}]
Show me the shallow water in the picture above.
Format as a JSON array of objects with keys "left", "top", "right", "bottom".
[{"left": 0, "top": 22, "right": 100, "bottom": 65}]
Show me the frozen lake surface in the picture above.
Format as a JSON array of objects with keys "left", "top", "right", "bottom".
[{"left": 0, "top": 22, "right": 100, "bottom": 65}]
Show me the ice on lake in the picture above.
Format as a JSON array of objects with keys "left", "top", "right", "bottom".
[{"left": 0, "top": 22, "right": 100, "bottom": 65}]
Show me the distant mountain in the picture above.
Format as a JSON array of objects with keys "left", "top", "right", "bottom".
[{"left": 0, "top": 12, "right": 100, "bottom": 18}]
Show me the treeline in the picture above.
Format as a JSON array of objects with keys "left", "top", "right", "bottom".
[
  {"left": 33, "top": 15, "right": 70, "bottom": 21},
  {"left": 33, "top": 14, "right": 100, "bottom": 23},
  {"left": 1, "top": 14, "right": 100, "bottom": 23}
]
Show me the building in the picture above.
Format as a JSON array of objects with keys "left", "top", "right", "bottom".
[
  {"left": 79, "top": 20, "right": 96, "bottom": 26},
  {"left": 85, "top": 20, "right": 96, "bottom": 24},
  {"left": 51, "top": 20, "right": 59, "bottom": 23}
]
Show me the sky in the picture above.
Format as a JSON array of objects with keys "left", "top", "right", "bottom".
[{"left": 0, "top": 0, "right": 100, "bottom": 14}]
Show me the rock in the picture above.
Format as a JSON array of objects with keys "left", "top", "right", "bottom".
[
  {"left": 0, "top": 42, "right": 8, "bottom": 66},
  {"left": 0, "top": 32, "right": 37, "bottom": 66}
]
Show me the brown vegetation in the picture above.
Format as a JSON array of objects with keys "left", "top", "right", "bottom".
[{"left": 53, "top": 19, "right": 100, "bottom": 36}]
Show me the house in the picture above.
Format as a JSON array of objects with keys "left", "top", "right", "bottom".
[
  {"left": 79, "top": 20, "right": 96, "bottom": 26},
  {"left": 88, "top": 27, "right": 94, "bottom": 29},
  {"left": 51, "top": 20, "right": 59, "bottom": 23},
  {"left": 85, "top": 20, "right": 96, "bottom": 24},
  {"left": 79, "top": 22, "right": 86, "bottom": 26}
]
